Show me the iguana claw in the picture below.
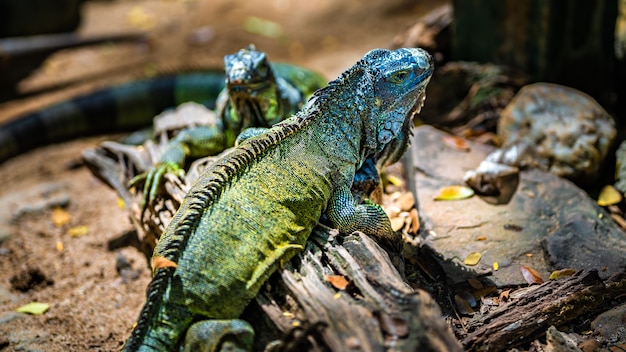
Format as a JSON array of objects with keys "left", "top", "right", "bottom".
[{"left": 129, "top": 161, "right": 185, "bottom": 216}]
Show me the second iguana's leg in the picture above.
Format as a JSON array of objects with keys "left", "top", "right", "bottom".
[
  {"left": 183, "top": 319, "right": 254, "bottom": 352},
  {"left": 130, "top": 125, "right": 226, "bottom": 212},
  {"left": 325, "top": 184, "right": 395, "bottom": 239}
]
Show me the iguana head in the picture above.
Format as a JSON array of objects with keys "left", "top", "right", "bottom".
[
  {"left": 223, "top": 45, "right": 281, "bottom": 127},
  {"left": 359, "top": 48, "right": 433, "bottom": 153},
  {"left": 224, "top": 45, "right": 274, "bottom": 91}
]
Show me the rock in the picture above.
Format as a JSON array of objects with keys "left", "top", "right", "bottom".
[
  {"left": 591, "top": 303, "right": 626, "bottom": 345},
  {"left": 407, "top": 125, "right": 626, "bottom": 286},
  {"left": 497, "top": 83, "right": 616, "bottom": 185},
  {"left": 614, "top": 140, "right": 626, "bottom": 193}
]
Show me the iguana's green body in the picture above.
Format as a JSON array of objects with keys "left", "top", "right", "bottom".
[{"left": 123, "top": 47, "right": 433, "bottom": 351}]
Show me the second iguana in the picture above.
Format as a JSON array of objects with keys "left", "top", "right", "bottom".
[
  {"left": 132, "top": 45, "right": 327, "bottom": 206},
  {"left": 123, "top": 47, "right": 433, "bottom": 351}
]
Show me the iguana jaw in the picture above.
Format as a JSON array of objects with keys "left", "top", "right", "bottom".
[{"left": 371, "top": 47, "right": 433, "bottom": 150}]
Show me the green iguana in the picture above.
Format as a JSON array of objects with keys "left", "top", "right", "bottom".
[
  {"left": 123, "top": 47, "right": 433, "bottom": 351},
  {"left": 131, "top": 45, "right": 327, "bottom": 208}
]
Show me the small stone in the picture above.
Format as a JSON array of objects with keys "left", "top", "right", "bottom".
[{"left": 590, "top": 303, "right": 626, "bottom": 344}]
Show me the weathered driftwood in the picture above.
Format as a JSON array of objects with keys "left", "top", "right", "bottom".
[
  {"left": 82, "top": 142, "right": 462, "bottom": 351},
  {"left": 461, "top": 270, "right": 626, "bottom": 352},
  {"left": 252, "top": 227, "right": 462, "bottom": 351}
]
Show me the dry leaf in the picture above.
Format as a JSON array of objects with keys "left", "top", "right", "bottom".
[
  {"left": 473, "top": 286, "right": 497, "bottom": 299},
  {"left": 434, "top": 185, "right": 474, "bottom": 201},
  {"left": 464, "top": 252, "right": 482, "bottom": 266},
  {"left": 476, "top": 236, "right": 487, "bottom": 241},
  {"left": 443, "top": 135, "right": 471, "bottom": 152},
  {"left": 467, "top": 278, "right": 483, "bottom": 289},
  {"left": 454, "top": 295, "right": 475, "bottom": 315},
  {"left": 610, "top": 213, "right": 626, "bottom": 230},
  {"left": 390, "top": 217, "right": 406, "bottom": 232},
  {"left": 387, "top": 175, "right": 404, "bottom": 187},
  {"left": 397, "top": 192, "right": 415, "bottom": 211},
  {"left": 493, "top": 262, "right": 499, "bottom": 271},
  {"left": 499, "top": 289, "right": 510, "bottom": 302},
  {"left": 56, "top": 241, "right": 63, "bottom": 252},
  {"left": 598, "top": 185, "right": 622, "bottom": 206},
  {"left": 548, "top": 268, "right": 577, "bottom": 280},
  {"left": 52, "top": 207, "right": 71, "bottom": 227},
  {"left": 325, "top": 275, "right": 349, "bottom": 290},
  {"left": 152, "top": 256, "right": 178, "bottom": 269},
  {"left": 68, "top": 226, "right": 89, "bottom": 237},
  {"left": 520, "top": 265, "right": 544, "bottom": 285},
  {"left": 409, "top": 208, "right": 420, "bottom": 234},
  {"left": 116, "top": 197, "right": 126, "bottom": 209},
  {"left": 16, "top": 302, "right": 49, "bottom": 315}
]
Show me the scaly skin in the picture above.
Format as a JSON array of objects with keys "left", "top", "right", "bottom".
[
  {"left": 0, "top": 72, "right": 225, "bottom": 164},
  {"left": 132, "top": 46, "right": 328, "bottom": 208},
  {"left": 123, "top": 47, "right": 433, "bottom": 351}
]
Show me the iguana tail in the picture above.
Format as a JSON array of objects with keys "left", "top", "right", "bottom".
[
  {"left": 0, "top": 71, "right": 225, "bottom": 163},
  {"left": 123, "top": 268, "right": 194, "bottom": 351}
]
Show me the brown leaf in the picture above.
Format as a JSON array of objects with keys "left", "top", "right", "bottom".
[
  {"left": 390, "top": 217, "right": 406, "bottom": 232},
  {"left": 152, "top": 256, "right": 178, "bottom": 269},
  {"left": 454, "top": 294, "right": 475, "bottom": 315},
  {"left": 409, "top": 208, "right": 420, "bottom": 234},
  {"left": 610, "top": 213, "right": 626, "bottom": 230},
  {"left": 520, "top": 265, "right": 544, "bottom": 285},
  {"left": 467, "top": 278, "right": 483, "bottom": 289},
  {"left": 325, "top": 275, "right": 349, "bottom": 290},
  {"left": 442, "top": 135, "right": 471, "bottom": 152},
  {"left": 397, "top": 192, "right": 415, "bottom": 211},
  {"left": 499, "top": 289, "right": 510, "bottom": 302}
]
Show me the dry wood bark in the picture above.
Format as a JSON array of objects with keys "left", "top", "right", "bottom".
[{"left": 461, "top": 270, "right": 626, "bottom": 352}]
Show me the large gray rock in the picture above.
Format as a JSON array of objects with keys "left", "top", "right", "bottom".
[
  {"left": 407, "top": 125, "right": 626, "bottom": 286},
  {"left": 497, "top": 83, "right": 615, "bottom": 185}
]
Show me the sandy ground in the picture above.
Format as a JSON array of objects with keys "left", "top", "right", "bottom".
[{"left": 0, "top": 0, "right": 446, "bottom": 350}]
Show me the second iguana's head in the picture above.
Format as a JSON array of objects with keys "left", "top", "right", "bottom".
[
  {"left": 224, "top": 45, "right": 274, "bottom": 93},
  {"left": 358, "top": 47, "right": 434, "bottom": 153}
]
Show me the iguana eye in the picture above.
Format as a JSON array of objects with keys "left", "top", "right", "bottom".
[{"left": 389, "top": 70, "right": 410, "bottom": 83}]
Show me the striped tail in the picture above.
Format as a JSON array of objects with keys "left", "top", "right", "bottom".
[
  {"left": 0, "top": 72, "right": 224, "bottom": 163},
  {"left": 123, "top": 268, "right": 193, "bottom": 351}
]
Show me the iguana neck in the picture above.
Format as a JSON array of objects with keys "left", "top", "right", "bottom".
[{"left": 300, "top": 63, "right": 378, "bottom": 170}]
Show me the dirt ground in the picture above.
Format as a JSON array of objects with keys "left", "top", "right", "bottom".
[{"left": 0, "top": 0, "right": 446, "bottom": 350}]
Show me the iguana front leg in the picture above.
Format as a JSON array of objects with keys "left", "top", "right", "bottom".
[
  {"left": 326, "top": 184, "right": 396, "bottom": 240},
  {"left": 130, "top": 125, "right": 225, "bottom": 211}
]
